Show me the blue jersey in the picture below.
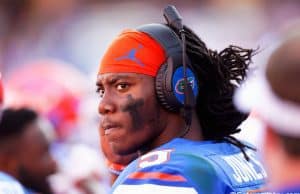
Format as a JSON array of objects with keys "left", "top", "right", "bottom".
[
  {"left": 111, "top": 138, "right": 267, "bottom": 194},
  {"left": 0, "top": 172, "right": 26, "bottom": 194}
]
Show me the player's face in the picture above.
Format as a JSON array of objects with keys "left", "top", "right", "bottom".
[
  {"left": 97, "top": 73, "right": 167, "bottom": 155},
  {"left": 17, "top": 121, "right": 57, "bottom": 193}
]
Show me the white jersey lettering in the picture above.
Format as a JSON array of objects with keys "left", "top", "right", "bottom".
[
  {"left": 138, "top": 149, "right": 173, "bottom": 169},
  {"left": 221, "top": 151, "right": 267, "bottom": 183}
]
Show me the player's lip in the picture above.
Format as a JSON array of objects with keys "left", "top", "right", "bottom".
[{"left": 102, "top": 123, "right": 121, "bottom": 135}]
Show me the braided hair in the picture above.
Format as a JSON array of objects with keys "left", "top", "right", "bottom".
[{"left": 173, "top": 25, "right": 256, "bottom": 160}]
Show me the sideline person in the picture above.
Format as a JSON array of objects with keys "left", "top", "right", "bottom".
[
  {"left": 0, "top": 107, "right": 57, "bottom": 194},
  {"left": 97, "top": 5, "right": 267, "bottom": 193},
  {"left": 235, "top": 28, "right": 300, "bottom": 192},
  {"left": 0, "top": 74, "right": 27, "bottom": 194}
]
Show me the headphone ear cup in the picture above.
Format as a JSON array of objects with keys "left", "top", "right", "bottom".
[
  {"left": 156, "top": 58, "right": 199, "bottom": 113},
  {"left": 155, "top": 60, "right": 182, "bottom": 112},
  {"left": 156, "top": 63, "right": 171, "bottom": 111}
]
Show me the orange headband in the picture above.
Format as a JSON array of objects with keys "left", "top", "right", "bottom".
[{"left": 98, "top": 30, "right": 166, "bottom": 77}]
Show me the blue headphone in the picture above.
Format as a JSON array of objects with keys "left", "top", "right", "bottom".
[{"left": 136, "top": 6, "right": 199, "bottom": 115}]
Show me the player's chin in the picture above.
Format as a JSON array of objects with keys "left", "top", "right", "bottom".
[
  {"left": 107, "top": 128, "right": 139, "bottom": 154},
  {"left": 110, "top": 141, "right": 136, "bottom": 156}
]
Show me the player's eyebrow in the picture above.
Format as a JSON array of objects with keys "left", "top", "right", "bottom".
[{"left": 96, "top": 74, "right": 137, "bottom": 86}]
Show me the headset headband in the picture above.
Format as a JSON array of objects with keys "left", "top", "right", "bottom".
[{"left": 137, "top": 24, "right": 182, "bottom": 57}]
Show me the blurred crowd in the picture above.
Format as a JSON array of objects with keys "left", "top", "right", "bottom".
[
  {"left": 1, "top": 0, "right": 300, "bottom": 73},
  {"left": 1, "top": 0, "right": 300, "bottom": 193}
]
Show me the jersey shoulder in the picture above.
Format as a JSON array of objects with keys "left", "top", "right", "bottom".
[
  {"left": 113, "top": 147, "right": 226, "bottom": 194},
  {"left": 112, "top": 139, "right": 267, "bottom": 194}
]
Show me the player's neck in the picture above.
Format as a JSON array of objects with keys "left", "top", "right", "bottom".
[
  {"left": 0, "top": 154, "right": 19, "bottom": 178},
  {"left": 139, "top": 111, "right": 203, "bottom": 155},
  {"left": 181, "top": 111, "right": 203, "bottom": 141}
]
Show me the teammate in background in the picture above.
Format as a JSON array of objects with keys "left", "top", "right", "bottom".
[
  {"left": 96, "top": 5, "right": 266, "bottom": 194},
  {"left": 0, "top": 107, "right": 57, "bottom": 194},
  {"left": 235, "top": 29, "right": 300, "bottom": 192},
  {"left": 1, "top": 74, "right": 28, "bottom": 194}
]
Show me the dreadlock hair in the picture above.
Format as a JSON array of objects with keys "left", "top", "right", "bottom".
[
  {"left": 171, "top": 25, "right": 255, "bottom": 160},
  {"left": 0, "top": 107, "right": 38, "bottom": 141}
]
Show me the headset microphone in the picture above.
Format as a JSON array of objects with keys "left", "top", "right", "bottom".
[
  {"left": 163, "top": 5, "right": 195, "bottom": 127},
  {"left": 136, "top": 5, "right": 198, "bottom": 133},
  {"left": 163, "top": 5, "right": 183, "bottom": 32}
]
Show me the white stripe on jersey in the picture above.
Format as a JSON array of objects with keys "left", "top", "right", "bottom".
[{"left": 113, "top": 184, "right": 198, "bottom": 194}]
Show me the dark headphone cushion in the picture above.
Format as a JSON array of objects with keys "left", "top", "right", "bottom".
[
  {"left": 155, "top": 59, "right": 183, "bottom": 112},
  {"left": 156, "top": 63, "right": 172, "bottom": 111}
]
